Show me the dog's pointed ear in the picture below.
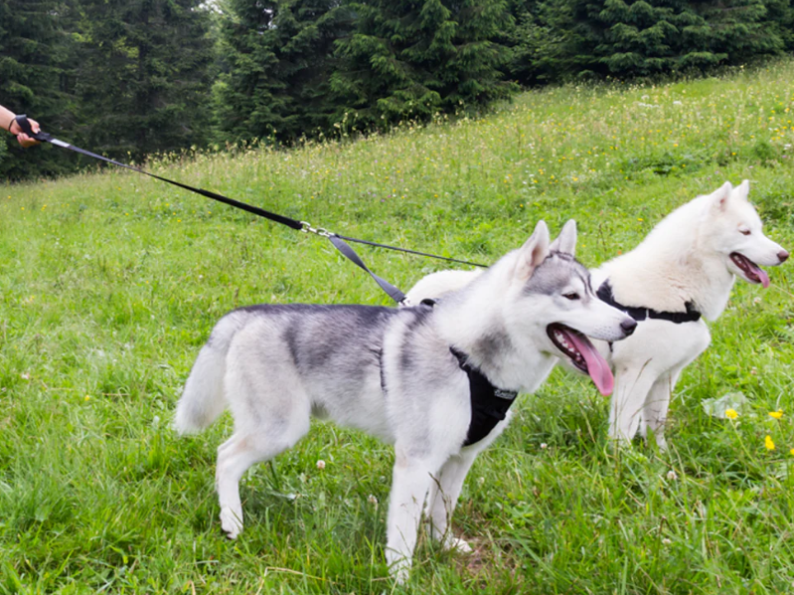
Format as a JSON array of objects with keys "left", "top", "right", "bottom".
[
  {"left": 734, "top": 179, "right": 750, "bottom": 202},
  {"left": 516, "top": 220, "right": 550, "bottom": 280},
  {"left": 711, "top": 182, "right": 733, "bottom": 211},
  {"left": 549, "top": 219, "right": 577, "bottom": 256}
]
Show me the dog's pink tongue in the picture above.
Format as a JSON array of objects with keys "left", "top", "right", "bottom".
[
  {"left": 755, "top": 266, "right": 770, "bottom": 289},
  {"left": 567, "top": 332, "right": 615, "bottom": 396}
]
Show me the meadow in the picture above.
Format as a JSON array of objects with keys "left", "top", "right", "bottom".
[{"left": 2, "top": 60, "right": 794, "bottom": 594}]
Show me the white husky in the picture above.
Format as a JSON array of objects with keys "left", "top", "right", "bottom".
[
  {"left": 406, "top": 181, "right": 788, "bottom": 450},
  {"left": 175, "top": 220, "right": 636, "bottom": 582}
]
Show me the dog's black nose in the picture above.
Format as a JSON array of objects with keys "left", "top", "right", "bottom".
[
  {"left": 778, "top": 250, "right": 789, "bottom": 263},
  {"left": 621, "top": 319, "right": 637, "bottom": 336}
]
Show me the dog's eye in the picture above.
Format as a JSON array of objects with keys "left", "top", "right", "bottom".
[
  {"left": 739, "top": 228, "right": 751, "bottom": 236},
  {"left": 563, "top": 292, "right": 580, "bottom": 301}
]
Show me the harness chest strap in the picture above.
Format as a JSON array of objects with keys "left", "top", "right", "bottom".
[{"left": 450, "top": 347, "right": 518, "bottom": 447}]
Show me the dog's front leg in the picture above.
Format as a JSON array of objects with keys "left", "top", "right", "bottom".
[
  {"left": 608, "top": 363, "right": 659, "bottom": 443},
  {"left": 426, "top": 450, "right": 478, "bottom": 553},
  {"left": 640, "top": 367, "right": 683, "bottom": 451},
  {"left": 385, "top": 453, "right": 437, "bottom": 583}
]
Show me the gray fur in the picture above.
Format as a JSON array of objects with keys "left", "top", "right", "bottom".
[{"left": 524, "top": 251, "right": 592, "bottom": 299}]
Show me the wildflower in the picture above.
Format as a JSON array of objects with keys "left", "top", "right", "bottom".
[
  {"left": 790, "top": 448, "right": 794, "bottom": 456},
  {"left": 768, "top": 410, "right": 783, "bottom": 420},
  {"left": 367, "top": 494, "right": 378, "bottom": 507},
  {"left": 765, "top": 435, "right": 775, "bottom": 451},
  {"left": 84, "top": 395, "right": 91, "bottom": 401},
  {"left": 21, "top": 372, "right": 30, "bottom": 380},
  {"left": 725, "top": 408, "right": 738, "bottom": 420},
  {"left": 666, "top": 470, "right": 678, "bottom": 481},
  {"left": 540, "top": 443, "right": 548, "bottom": 450},
  {"left": 662, "top": 538, "right": 672, "bottom": 545},
  {"left": 316, "top": 459, "right": 326, "bottom": 470}
]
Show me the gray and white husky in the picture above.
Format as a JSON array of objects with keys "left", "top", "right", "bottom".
[
  {"left": 407, "top": 181, "right": 789, "bottom": 450},
  {"left": 174, "top": 220, "right": 636, "bottom": 582}
]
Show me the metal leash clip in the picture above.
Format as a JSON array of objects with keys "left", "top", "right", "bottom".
[{"left": 300, "top": 221, "right": 332, "bottom": 238}]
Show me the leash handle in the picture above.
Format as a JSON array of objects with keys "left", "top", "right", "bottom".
[{"left": 13, "top": 115, "right": 52, "bottom": 142}]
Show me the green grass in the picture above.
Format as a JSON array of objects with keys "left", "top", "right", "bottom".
[{"left": 2, "top": 60, "right": 794, "bottom": 593}]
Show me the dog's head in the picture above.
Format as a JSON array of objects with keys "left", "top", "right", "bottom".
[
  {"left": 702, "top": 181, "right": 788, "bottom": 287},
  {"left": 502, "top": 220, "right": 636, "bottom": 395}
]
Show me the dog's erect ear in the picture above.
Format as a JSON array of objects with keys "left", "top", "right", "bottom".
[
  {"left": 734, "top": 179, "right": 750, "bottom": 202},
  {"left": 515, "top": 220, "right": 550, "bottom": 280},
  {"left": 549, "top": 219, "right": 577, "bottom": 256},
  {"left": 711, "top": 181, "right": 733, "bottom": 211}
]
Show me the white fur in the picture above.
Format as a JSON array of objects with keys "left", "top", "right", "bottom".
[
  {"left": 407, "top": 181, "right": 788, "bottom": 450},
  {"left": 175, "top": 219, "right": 634, "bottom": 583}
]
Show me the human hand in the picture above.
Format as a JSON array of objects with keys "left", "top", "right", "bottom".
[{"left": 9, "top": 117, "right": 40, "bottom": 147}]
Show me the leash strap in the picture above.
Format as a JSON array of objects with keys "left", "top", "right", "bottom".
[
  {"left": 14, "top": 115, "right": 304, "bottom": 230},
  {"left": 328, "top": 234, "right": 406, "bottom": 303},
  {"left": 14, "top": 115, "right": 487, "bottom": 303}
]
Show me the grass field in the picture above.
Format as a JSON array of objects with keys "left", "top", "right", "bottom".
[{"left": 2, "top": 60, "right": 794, "bottom": 594}]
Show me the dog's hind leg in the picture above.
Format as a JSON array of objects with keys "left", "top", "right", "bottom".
[
  {"left": 609, "top": 362, "right": 660, "bottom": 444},
  {"left": 216, "top": 343, "right": 312, "bottom": 539},
  {"left": 426, "top": 450, "right": 478, "bottom": 554},
  {"left": 216, "top": 414, "right": 309, "bottom": 539}
]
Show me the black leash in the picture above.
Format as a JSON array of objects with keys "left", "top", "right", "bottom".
[{"left": 14, "top": 115, "right": 487, "bottom": 304}]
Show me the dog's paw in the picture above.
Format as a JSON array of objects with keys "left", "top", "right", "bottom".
[
  {"left": 443, "top": 535, "right": 472, "bottom": 554},
  {"left": 220, "top": 507, "right": 243, "bottom": 539},
  {"left": 389, "top": 560, "right": 411, "bottom": 585}
]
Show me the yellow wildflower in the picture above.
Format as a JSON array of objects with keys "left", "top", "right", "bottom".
[
  {"left": 768, "top": 410, "right": 783, "bottom": 420},
  {"left": 725, "top": 409, "right": 738, "bottom": 420},
  {"left": 765, "top": 435, "right": 775, "bottom": 451}
]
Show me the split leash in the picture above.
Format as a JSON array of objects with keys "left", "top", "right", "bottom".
[{"left": 14, "top": 115, "right": 487, "bottom": 304}]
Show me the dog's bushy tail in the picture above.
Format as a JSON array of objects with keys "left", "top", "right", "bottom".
[{"left": 174, "top": 313, "right": 243, "bottom": 435}]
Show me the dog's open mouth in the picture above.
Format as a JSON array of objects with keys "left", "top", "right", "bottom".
[
  {"left": 547, "top": 324, "right": 614, "bottom": 396},
  {"left": 730, "top": 252, "right": 770, "bottom": 288}
]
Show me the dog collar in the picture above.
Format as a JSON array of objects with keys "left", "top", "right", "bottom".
[
  {"left": 450, "top": 347, "right": 518, "bottom": 447},
  {"left": 597, "top": 281, "right": 701, "bottom": 324}
]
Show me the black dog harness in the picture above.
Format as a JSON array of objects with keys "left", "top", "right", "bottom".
[
  {"left": 416, "top": 299, "right": 518, "bottom": 447},
  {"left": 451, "top": 348, "right": 518, "bottom": 447},
  {"left": 596, "top": 281, "right": 701, "bottom": 324}
]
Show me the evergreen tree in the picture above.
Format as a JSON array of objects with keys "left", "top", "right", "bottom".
[
  {"left": 75, "top": 0, "right": 214, "bottom": 161},
  {"left": 0, "top": 0, "right": 79, "bottom": 179},
  {"left": 693, "top": 0, "right": 787, "bottom": 64},
  {"left": 214, "top": 0, "right": 351, "bottom": 144},
  {"left": 332, "top": 0, "right": 516, "bottom": 130},
  {"left": 506, "top": 0, "right": 580, "bottom": 85},
  {"left": 564, "top": 0, "right": 786, "bottom": 79}
]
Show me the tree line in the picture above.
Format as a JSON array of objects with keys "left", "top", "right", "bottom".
[{"left": 2, "top": 0, "right": 792, "bottom": 180}]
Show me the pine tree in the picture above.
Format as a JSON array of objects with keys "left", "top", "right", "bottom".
[
  {"left": 506, "top": 0, "right": 581, "bottom": 85},
  {"left": 214, "top": 0, "right": 351, "bottom": 144},
  {"left": 692, "top": 0, "right": 787, "bottom": 64},
  {"left": 75, "top": 0, "right": 214, "bottom": 161},
  {"left": 565, "top": 0, "right": 787, "bottom": 79},
  {"left": 332, "top": 0, "right": 516, "bottom": 131}
]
